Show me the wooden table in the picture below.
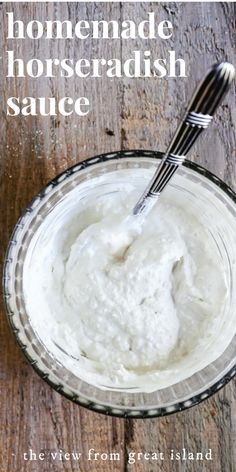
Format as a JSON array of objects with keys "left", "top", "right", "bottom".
[{"left": 0, "top": 3, "right": 235, "bottom": 471}]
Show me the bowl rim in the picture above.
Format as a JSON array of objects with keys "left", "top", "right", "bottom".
[{"left": 3, "top": 149, "right": 236, "bottom": 419}]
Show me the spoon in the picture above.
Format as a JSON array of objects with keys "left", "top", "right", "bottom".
[
  {"left": 133, "top": 62, "right": 235, "bottom": 216},
  {"left": 108, "top": 62, "right": 235, "bottom": 252}
]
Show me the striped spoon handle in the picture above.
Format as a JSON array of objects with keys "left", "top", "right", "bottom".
[{"left": 133, "top": 62, "right": 235, "bottom": 216}]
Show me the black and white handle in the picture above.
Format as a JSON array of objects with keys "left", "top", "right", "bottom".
[{"left": 133, "top": 62, "right": 235, "bottom": 215}]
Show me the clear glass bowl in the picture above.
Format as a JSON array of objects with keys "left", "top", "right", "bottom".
[{"left": 3, "top": 150, "right": 236, "bottom": 418}]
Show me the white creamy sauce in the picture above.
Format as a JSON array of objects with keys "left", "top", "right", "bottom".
[{"left": 23, "top": 170, "right": 230, "bottom": 392}]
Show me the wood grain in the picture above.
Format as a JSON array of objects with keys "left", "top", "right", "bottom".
[{"left": 0, "top": 3, "right": 235, "bottom": 472}]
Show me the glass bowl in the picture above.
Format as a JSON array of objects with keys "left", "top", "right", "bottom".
[{"left": 3, "top": 150, "right": 236, "bottom": 418}]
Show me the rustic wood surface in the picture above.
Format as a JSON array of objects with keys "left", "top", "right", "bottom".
[{"left": 0, "top": 2, "right": 236, "bottom": 471}]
